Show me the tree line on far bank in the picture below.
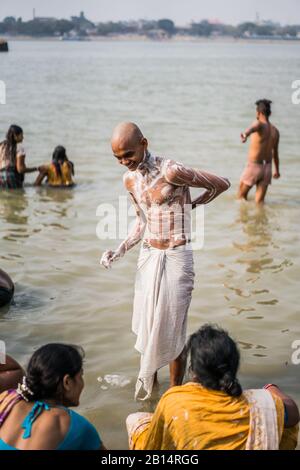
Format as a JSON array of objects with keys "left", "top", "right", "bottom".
[{"left": 0, "top": 16, "right": 299, "bottom": 39}]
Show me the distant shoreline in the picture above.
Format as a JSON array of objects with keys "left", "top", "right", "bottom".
[{"left": 1, "top": 34, "right": 300, "bottom": 44}]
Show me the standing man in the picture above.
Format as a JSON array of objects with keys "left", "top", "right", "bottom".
[
  {"left": 238, "top": 99, "right": 280, "bottom": 204},
  {"left": 101, "top": 122, "right": 230, "bottom": 400}
]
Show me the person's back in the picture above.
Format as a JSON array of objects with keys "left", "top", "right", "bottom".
[
  {"left": 248, "top": 120, "right": 279, "bottom": 164},
  {"left": 0, "top": 396, "right": 70, "bottom": 450},
  {"left": 130, "top": 382, "right": 298, "bottom": 451},
  {"left": 47, "top": 161, "right": 74, "bottom": 187},
  {"left": 0, "top": 393, "right": 100, "bottom": 450},
  {"left": 127, "top": 325, "right": 299, "bottom": 451},
  {"left": 35, "top": 146, "right": 75, "bottom": 188}
]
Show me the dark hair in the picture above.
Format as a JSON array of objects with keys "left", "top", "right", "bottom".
[
  {"left": 0, "top": 286, "right": 14, "bottom": 308},
  {"left": 187, "top": 324, "right": 242, "bottom": 397},
  {"left": 25, "top": 344, "right": 84, "bottom": 402},
  {"left": 255, "top": 99, "right": 272, "bottom": 118},
  {"left": 52, "top": 145, "right": 74, "bottom": 178},
  {"left": 0, "top": 124, "right": 23, "bottom": 165}
]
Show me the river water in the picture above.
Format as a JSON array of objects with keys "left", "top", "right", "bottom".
[{"left": 0, "top": 39, "right": 299, "bottom": 449}]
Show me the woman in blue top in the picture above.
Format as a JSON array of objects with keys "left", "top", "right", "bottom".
[{"left": 0, "top": 343, "right": 105, "bottom": 450}]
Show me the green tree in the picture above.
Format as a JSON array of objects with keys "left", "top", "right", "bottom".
[
  {"left": 158, "top": 19, "right": 176, "bottom": 35},
  {"left": 191, "top": 20, "right": 213, "bottom": 36}
]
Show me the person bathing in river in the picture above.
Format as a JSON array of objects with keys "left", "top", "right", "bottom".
[
  {"left": 238, "top": 99, "right": 280, "bottom": 205},
  {"left": 0, "top": 125, "right": 38, "bottom": 189},
  {"left": 100, "top": 122, "right": 231, "bottom": 400},
  {"left": 35, "top": 145, "right": 75, "bottom": 187}
]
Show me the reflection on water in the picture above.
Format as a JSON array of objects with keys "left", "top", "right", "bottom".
[
  {"left": 224, "top": 204, "right": 285, "bottom": 321},
  {"left": 35, "top": 186, "right": 75, "bottom": 205},
  {"left": 234, "top": 204, "right": 275, "bottom": 274},
  {"left": 0, "top": 190, "right": 28, "bottom": 227},
  {"left": 234, "top": 204, "right": 293, "bottom": 275}
]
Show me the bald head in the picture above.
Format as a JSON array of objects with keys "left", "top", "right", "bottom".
[
  {"left": 111, "top": 122, "right": 144, "bottom": 150},
  {"left": 111, "top": 122, "right": 148, "bottom": 171}
]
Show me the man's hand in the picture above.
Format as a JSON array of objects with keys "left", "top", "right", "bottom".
[
  {"left": 100, "top": 250, "right": 115, "bottom": 269},
  {"left": 240, "top": 132, "right": 247, "bottom": 143},
  {"left": 273, "top": 170, "right": 280, "bottom": 179}
]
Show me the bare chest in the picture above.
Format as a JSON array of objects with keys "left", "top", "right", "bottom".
[{"left": 133, "top": 175, "right": 184, "bottom": 208}]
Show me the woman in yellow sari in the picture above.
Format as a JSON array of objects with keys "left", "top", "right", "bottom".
[
  {"left": 127, "top": 324, "right": 299, "bottom": 450},
  {"left": 34, "top": 146, "right": 75, "bottom": 187}
]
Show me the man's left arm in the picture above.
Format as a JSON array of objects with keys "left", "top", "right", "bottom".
[{"left": 165, "top": 161, "right": 231, "bottom": 208}]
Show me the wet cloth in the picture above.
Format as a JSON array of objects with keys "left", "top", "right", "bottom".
[
  {"left": 133, "top": 243, "right": 194, "bottom": 400},
  {"left": 0, "top": 167, "right": 24, "bottom": 189},
  {"left": 240, "top": 161, "right": 272, "bottom": 188},
  {"left": 0, "top": 143, "right": 25, "bottom": 189}
]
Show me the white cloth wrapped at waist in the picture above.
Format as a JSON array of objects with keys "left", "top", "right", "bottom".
[{"left": 133, "top": 241, "right": 195, "bottom": 400}]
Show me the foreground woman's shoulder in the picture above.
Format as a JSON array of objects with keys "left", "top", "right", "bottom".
[{"left": 67, "top": 409, "right": 102, "bottom": 449}]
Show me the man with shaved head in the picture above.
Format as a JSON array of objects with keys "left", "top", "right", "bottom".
[{"left": 101, "top": 122, "right": 231, "bottom": 400}]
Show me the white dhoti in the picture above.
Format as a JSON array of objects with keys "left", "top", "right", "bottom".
[{"left": 132, "top": 242, "right": 195, "bottom": 400}]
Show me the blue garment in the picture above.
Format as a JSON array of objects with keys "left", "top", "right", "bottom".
[{"left": 0, "top": 401, "right": 101, "bottom": 450}]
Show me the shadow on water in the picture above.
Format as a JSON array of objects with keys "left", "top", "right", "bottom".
[
  {"left": 34, "top": 186, "right": 75, "bottom": 218},
  {"left": 0, "top": 284, "right": 49, "bottom": 320}
]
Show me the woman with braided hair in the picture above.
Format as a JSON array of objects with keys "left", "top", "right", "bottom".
[{"left": 127, "top": 324, "right": 299, "bottom": 450}]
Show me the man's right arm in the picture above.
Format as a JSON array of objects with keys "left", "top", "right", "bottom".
[
  {"left": 241, "top": 120, "right": 262, "bottom": 143},
  {"left": 16, "top": 154, "right": 38, "bottom": 174},
  {"left": 100, "top": 175, "right": 146, "bottom": 269}
]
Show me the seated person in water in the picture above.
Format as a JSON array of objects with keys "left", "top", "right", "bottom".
[
  {"left": 127, "top": 324, "right": 299, "bottom": 451},
  {"left": 0, "top": 125, "right": 38, "bottom": 189},
  {"left": 0, "top": 268, "right": 14, "bottom": 307},
  {"left": 0, "top": 355, "right": 24, "bottom": 394},
  {"left": 0, "top": 344, "right": 106, "bottom": 450},
  {"left": 34, "top": 146, "right": 75, "bottom": 187}
]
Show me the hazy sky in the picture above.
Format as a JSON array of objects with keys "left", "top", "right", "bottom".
[{"left": 0, "top": 0, "right": 299, "bottom": 25}]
